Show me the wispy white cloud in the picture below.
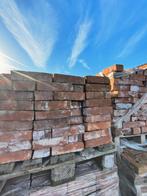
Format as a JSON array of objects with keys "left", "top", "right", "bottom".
[
  {"left": 117, "top": 26, "right": 147, "bottom": 58},
  {"left": 79, "top": 59, "right": 90, "bottom": 70},
  {"left": 0, "top": 0, "right": 58, "bottom": 67},
  {"left": 68, "top": 19, "right": 92, "bottom": 68}
]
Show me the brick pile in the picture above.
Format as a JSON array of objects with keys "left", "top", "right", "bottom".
[
  {"left": 102, "top": 64, "right": 147, "bottom": 136},
  {"left": 83, "top": 76, "right": 112, "bottom": 147}
]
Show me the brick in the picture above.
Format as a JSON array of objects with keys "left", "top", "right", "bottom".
[
  {"left": 73, "top": 84, "right": 84, "bottom": 92},
  {"left": 52, "top": 124, "right": 85, "bottom": 137},
  {"left": 0, "top": 74, "right": 12, "bottom": 90},
  {"left": 0, "top": 131, "right": 32, "bottom": 142},
  {"left": 0, "top": 150, "right": 32, "bottom": 164},
  {"left": 117, "top": 79, "right": 143, "bottom": 86},
  {"left": 122, "top": 128, "right": 132, "bottom": 135},
  {"left": 12, "top": 80, "right": 35, "bottom": 91},
  {"left": 86, "top": 92, "right": 111, "bottom": 99},
  {"left": 133, "top": 127, "right": 141, "bottom": 135},
  {"left": 85, "top": 76, "right": 109, "bottom": 84},
  {"left": 102, "top": 64, "right": 124, "bottom": 75},
  {"left": 0, "top": 141, "right": 31, "bottom": 153},
  {"left": 115, "top": 103, "right": 132, "bottom": 110},
  {"left": 52, "top": 142, "right": 84, "bottom": 155},
  {"left": 33, "top": 137, "right": 67, "bottom": 150},
  {"left": 0, "top": 100, "right": 33, "bottom": 110},
  {"left": 70, "top": 101, "right": 82, "bottom": 109},
  {"left": 85, "top": 84, "right": 110, "bottom": 92},
  {"left": 11, "top": 70, "right": 52, "bottom": 82},
  {"left": 0, "top": 121, "right": 32, "bottom": 131},
  {"left": 35, "top": 101, "right": 70, "bottom": 111},
  {"left": 114, "top": 98, "right": 132, "bottom": 103},
  {"left": 142, "top": 127, "right": 147, "bottom": 133},
  {"left": 130, "top": 74, "right": 145, "bottom": 81},
  {"left": 33, "top": 130, "right": 51, "bottom": 140},
  {"left": 139, "top": 87, "right": 147, "bottom": 93},
  {"left": 123, "top": 121, "right": 145, "bottom": 128},
  {"left": 0, "top": 91, "right": 33, "bottom": 101},
  {"left": 33, "top": 148, "right": 50, "bottom": 159},
  {"left": 68, "top": 135, "right": 80, "bottom": 143},
  {"left": 69, "top": 116, "right": 83, "bottom": 125},
  {"left": 83, "top": 107, "right": 112, "bottom": 116},
  {"left": 84, "top": 129, "right": 107, "bottom": 140},
  {"left": 85, "top": 121, "right": 111, "bottom": 131},
  {"left": 130, "top": 85, "right": 140, "bottom": 92},
  {"left": 54, "top": 92, "right": 85, "bottom": 100},
  {"left": 118, "top": 85, "right": 130, "bottom": 91},
  {"left": 0, "top": 111, "right": 34, "bottom": 121},
  {"left": 84, "top": 99, "right": 111, "bottom": 107},
  {"left": 53, "top": 74, "right": 85, "bottom": 84},
  {"left": 37, "top": 82, "right": 73, "bottom": 91},
  {"left": 85, "top": 135, "right": 111, "bottom": 148},
  {"left": 84, "top": 114, "right": 111, "bottom": 123},
  {"left": 35, "top": 91, "right": 53, "bottom": 100},
  {"left": 34, "top": 118, "right": 70, "bottom": 130}
]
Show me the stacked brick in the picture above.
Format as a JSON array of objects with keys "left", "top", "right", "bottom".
[
  {"left": 102, "top": 64, "right": 147, "bottom": 136},
  {"left": 83, "top": 76, "right": 112, "bottom": 147},
  {"left": 0, "top": 72, "right": 34, "bottom": 164},
  {"left": 33, "top": 73, "right": 85, "bottom": 157}
]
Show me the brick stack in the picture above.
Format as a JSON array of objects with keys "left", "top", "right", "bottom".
[
  {"left": 0, "top": 72, "right": 34, "bottom": 164},
  {"left": 102, "top": 64, "right": 147, "bottom": 136},
  {"left": 33, "top": 73, "right": 85, "bottom": 157},
  {"left": 83, "top": 76, "right": 112, "bottom": 148}
]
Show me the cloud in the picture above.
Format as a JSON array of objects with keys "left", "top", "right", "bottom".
[
  {"left": 68, "top": 19, "right": 92, "bottom": 68},
  {"left": 117, "top": 26, "right": 147, "bottom": 58},
  {"left": 0, "top": 0, "right": 58, "bottom": 67},
  {"left": 79, "top": 59, "right": 90, "bottom": 70}
]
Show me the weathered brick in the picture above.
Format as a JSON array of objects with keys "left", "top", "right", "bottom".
[
  {"left": 84, "top": 99, "right": 111, "bottom": 107},
  {"left": 11, "top": 70, "right": 52, "bottom": 82},
  {"left": 115, "top": 103, "right": 132, "bottom": 110},
  {"left": 0, "top": 100, "right": 33, "bottom": 110},
  {"left": 142, "top": 127, "right": 147, "bottom": 133},
  {"left": 35, "top": 101, "right": 70, "bottom": 111},
  {"left": 0, "top": 121, "right": 32, "bottom": 131},
  {"left": 69, "top": 116, "right": 83, "bottom": 125},
  {"left": 102, "top": 64, "right": 124, "bottom": 75},
  {"left": 114, "top": 110, "right": 127, "bottom": 117},
  {"left": 12, "top": 80, "right": 35, "bottom": 91},
  {"left": 0, "top": 111, "right": 34, "bottom": 121},
  {"left": 33, "top": 137, "right": 67, "bottom": 150},
  {"left": 52, "top": 142, "right": 84, "bottom": 155},
  {"left": 0, "top": 74, "right": 12, "bottom": 90},
  {"left": 70, "top": 101, "right": 82, "bottom": 109},
  {"left": 84, "top": 114, "right": 111, "bottom": 123},
  {"left": 85, "top": 135, "right": 111, "bottom": 148},
  {"left": 0, "top": 91, "right": 33, "bottom": 101},
  {"left": 123, "top": 121, "right": 145, "bottom": 128},
  {"left": 33, "top": 148, "right": 50, "bottom": 159},
  {"left": 85, "top": 121, "right": 111, "bottom": 131},
  {"left": 53, "top": 74, "right": 85, "bottom": 84},
  {"left": 54, "top": 92, "right": 85, "bottom": 100},
  {"left": 35, "top": 91, "right": 53, "bottom": 100},
  {"left": 130, "top": 85, "right": 140, "bottom": 92},
  {"left": 37, "top": 82, "right": 73, "bottom": 91},
  {"left": 33, "top": 130, "right": 51, "bottom": 140},
  {"left": 86, "top": 92, "right": 111, "bottom": 99},
  {"left": 68, "top": 135, "right": 80, "bottom": 143},
  {"left": 0, "top": 150, "right": 32, "bottom": 164},
  {"left": 73, "top": 84, "right": 84, "bottom": 92},
  {"left": 114, "top": 98, "right": 132, "bottom": 103},
  {"left": 117, "top": 79, "right": 143, "bottom": 86},
  {"left": 52, "top": 124, "right": 85, "bottom": 137},
  {"left": 133, "top": 127, "right": 141, "bottom": 135},
  {"left": 83, "top": 107, "right": 112, "bottom": 116},
  {"left": 84, "top": 129, "right": 107, "bottom": 140},
  {"left": 0, "top": 131, "right": 32, "bottom": 142},
  {"left": 86, "top": 76, "right": 109, "bottom": 84},
  {"left": 130, "top": 74, "right": 145, "bottom": 81},
  {"left": 85, "top": 84, "right": 110, "bottom": 92}
]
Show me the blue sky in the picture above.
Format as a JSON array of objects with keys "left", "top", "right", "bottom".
[{"left": 0, "top": 0, "right": 147, "bottom": 75}]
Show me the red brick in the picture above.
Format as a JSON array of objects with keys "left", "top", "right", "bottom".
[
  {"left": 85, "top": 135, "right": 111, "bottom": 148},
  {"left": 102, "top": 64, "right": 124, "bottom": 76},
  {"left": 0, "top": 100, "right": 33, "bottom": 110},
  {"left": 85, "top": 84, "right": 110, "bottom": 92},
  {"left": 33, "top": 137, "right": 67, "bottom": 150},
  {"left": 71, "top": 108, "right": 82, "bottom": 116},
  {"left": 133, "top": 127, "right": 141, "bottom": 135},
  {"left": 52, "top": 124, "right": 85, "bottom": 137},
  {"left": 118, "top": 85, "right": 130, "bottom": 91},
  {"left": 35, "top": 91, "right": 53, "bottom": 100},
  {"left": 11, "top": 70, "right": 52, "bottom": 82},
  {"left": 117, "top": 79, "right": 143, "bottom": 86},
  {"left": 69, "top": 116, "right": 83, "bottom": 125},
  {"left": 37, "top": 82, "right": 73, "bottom": 91},
  {"left": 129, "top": 74, "right": 145, "bottom": 81},
  {"left": 54, "top": 92, "right": 85, "bottom": 100},
  {"left": 0, "top": 74, "right": 12, "bottom": 90},
  {"left": 85, "top": 121, "right": 111, "bottom": 131},
  {"left": 86, "top": 76, "right": 109, "bottom": 84},
  {"left": 68, "top": 134, "right": 82, "bottom": 143},
  {"left": 52, "top": 142, "right": 84, "bottom": 155},
  {"left": 70, "top": 101, "right": 82, "bottom": 109},
  {"left": 0, "top": 91, "right": 33, "bottom": 101},
  {"left": 0, "top": 150, "right": 32, "bottom": 164},
  {"left": 35, "top": 101, "right": 70, "bottom": 111},
  {"left": 53, "top": 74, "right": 85, "bottom": 84},
  {"left": 123, "top": 121, "right": 145, "bottom": 128},
  {"left": 84, "top": 129, "right": 108, "bottom": 140},
  {"left": 83, "top": 107, "right": 112, "bottom": 116},
  {"left": 86, "top": 92, "right": 111, "bottom": 99},
  {"left": 142, "top": 127, "right": 147, "bottom": 133},
  {"left": 0, "top": 111, "right": 34, "bottom": 121},
  {"left": 73, "top": 85, "right": 84, "bottom": 92},
  {"left": 84, "top": 99, "right": 111, "bottom": 107},
  {"left": 84, "top": 114, "right": 111, "bottom": 123},
  {"left": 12, "top": 80, "right": 35, "bottom": 91},
  {"left": 114, "top": 98, "right": 132, "bottom": 103},
  {"left": 33, "top": 130, "right": 51, "bottom": 140},
  {"left": 0, "top": 131, "right": 32, "bottom": 142},
  {"left": 0, "top": 121, "right": 32, "bottom": 131}
]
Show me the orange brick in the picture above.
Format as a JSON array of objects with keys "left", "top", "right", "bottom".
[
  {"left": 0, "top": 131, "right": 32, "bottom": 142},
  {"left": 133, "top": 127, "right": 141, "bottom": 135},
  {"left": 85, "top": 121, "right": 111, "bottom": 131},
  {"left": 84, "top": 129, "right": 108, "bottom": 140},
  {"left": 85, "top": 135, "right": 112, "bottom": 148},
  {"left": 102, "top": 64, "right": 123, "bottom": 76},
  {"left": 35, "top": 101, "right": 70, "bottom": 111}
]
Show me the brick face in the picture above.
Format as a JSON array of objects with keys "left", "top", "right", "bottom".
[
  {"left": 54, "top": 92, "right": 85, "bottom": 100},
  {"left": 0, "top": 111, "right": 34, "bottom": 121},
  {"left": 84, "top": 135, "right": 111, "bottom": 148},
  {"left": 0, "top": 100, "right": 33, "bottom": 110},
  {"left": 53, "top": 74, "right": 85, "bottom": 84},
  {"left": 85, "top": 122, "right": 111, "bottom": 131},
  {"left": 12, "top": 80, "right": 36, "bottom": 91},
  {"left": 0, "top": 121, "right": 32, "bottom": 131},
  {"left": 0, "top": 131, "right": 32, "bottom": 142}
]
